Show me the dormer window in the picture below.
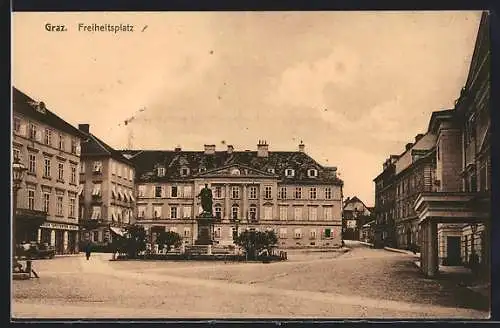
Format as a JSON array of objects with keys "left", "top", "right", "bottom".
[
  {"left": 180, "top": 167, "right": 190, "bottom": 176},
  {"left": 157, "top": 167, "right": 165, "bottom": 177},
  {"left": 93, "top": 161, "right": 102, "bottom": 173},
  {"left": 267, "top": 168, "right": 275, "bottom": 174},
  {"left": 285, "top": 169, "right": 295, "bottom": 177},
  {"left": 307, "top": 169, "right": 318, "bottom": 178}
]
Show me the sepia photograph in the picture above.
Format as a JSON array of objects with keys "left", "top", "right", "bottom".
[{"left": 11, "top": 10, "right": 491, "bottom": 320}]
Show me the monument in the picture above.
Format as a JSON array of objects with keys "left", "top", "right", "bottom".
[{"left": 195, "top": 184, "right": 218, "bottom": 245}]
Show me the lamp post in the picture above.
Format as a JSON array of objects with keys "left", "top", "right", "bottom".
[{"left": 12, "top": 157, "right": 27, "bottom": 272}]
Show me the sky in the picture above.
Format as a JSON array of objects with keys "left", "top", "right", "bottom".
[{"left": 12, "top": 11, "right": 482, "bottom": 206}]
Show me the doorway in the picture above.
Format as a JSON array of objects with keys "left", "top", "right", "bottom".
[
  {"left": 446, "top": 236, "right": 461, "bottom": 266},
  {"left": 55, "top": 230, "right": 64, "bottom": 254}
]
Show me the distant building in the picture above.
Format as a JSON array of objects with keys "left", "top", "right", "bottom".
[
  {"left": 78, "top": 124, "right": 136, "bottom": 247},
  {"left": 360, "top": 219, "right": 375, "bottom": 244},
  {"left": 121, "top": 141, "right": 344, "bottom": 249},
  {"left": 12, "top": 87, "right": 86, "bottom": 254},
  {"left": 342, "top": 196, "right": 372, "bottom": 240}
]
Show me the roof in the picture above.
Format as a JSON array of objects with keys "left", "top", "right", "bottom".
[
  {"left": 120, "top": 149, "right": 343, "bottom": 185},
  {"left": 343, "top": 196, "right": 371, "bottom": 213},
  {"left": 13, "top": 87, "right": 87, "bottom": 139},
  {"left": 427, "top": 109, "right": 454, "bottom": 134},
  {"left": 81, "top": 132, "right": 135, "bottom": 166}
]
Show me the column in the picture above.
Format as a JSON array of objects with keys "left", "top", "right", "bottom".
[
  {"left": 63, "top": 231, "right": 69, "bottom": 254},
  {"left": 50, "top": 230, "right": 56, "bottom": 246},
  {"left": 224, "top": 184, "right": 230, "bottom": 221},
  {"left": 242, "top": 184, "right": 248, "bottom": 222},
  {"left": 428, "top": 221, "right": 439, "bottom": 277},
  {"left": 37, "top": 229, "right": 41, "bottom": 243},
  {"left": 421, "top": 221, "right": 428, "bottom": 275}
]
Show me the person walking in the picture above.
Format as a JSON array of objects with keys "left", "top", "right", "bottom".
[{"left": 85, "top": 242, "right": 92, "bottom": 260}]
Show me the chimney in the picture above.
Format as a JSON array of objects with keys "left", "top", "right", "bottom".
[
  {"left": 78, "top": 124, "right": 90, "bottom": 134},
  {"left": 227, "top": 145, "right": 234, "bottom": 154},
  {"left": 298, "top": 141, "right": 305, "bottom": 153},
  {"left": 204, "top": 144, "right": 216, "bottom": 155},
  {"left": 415, "top": 134, "right": 424, "bottom": 143},
  {"left": 174, "top": 145, "right": 182, "bottom": 152},
  {"left": 405, "top": 143, "right": 413, "bottom": 151},
  {"left": 257, "top": 140, "right": 269, "bottom": 157}
]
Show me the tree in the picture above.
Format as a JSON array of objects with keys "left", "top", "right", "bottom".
[
  {"left": 234, "top": 230, "right": 278, "bottom": 260},
  {"left": 122, "top": 224, "right": 147, "bottom": 258},
  {"left": 156, "top": 231, "right": 183, "bottom": 254}
]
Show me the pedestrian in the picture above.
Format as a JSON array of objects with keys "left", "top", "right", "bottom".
[{"left": 85, "top": 242, "right": 92, "bottom": 260}]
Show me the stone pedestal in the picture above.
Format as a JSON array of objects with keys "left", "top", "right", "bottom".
[{"left": 195, "top": 213, "right": 219, "bottom": 245}]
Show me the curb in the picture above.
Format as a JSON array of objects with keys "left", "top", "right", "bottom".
[
  {"left": 384, "top": 247, "right": 411, "bottom": 254},
  {"left": 359, "top": 241, "right": 374, "bottom": 247}
]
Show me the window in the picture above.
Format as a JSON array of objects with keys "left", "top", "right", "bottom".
[
  {"left": 279, "top": 206, "right": 287, "bottom": 220},
  {"left": 231, "top": 186, "right": 240, "bottom": 199},
  {"left": 71, "top": 138, "right": 77, "bottom": 154},
  {"left": 264, "top": 186, "right": 272, "bottom": 199},
  {"left": 294, "top": 207, "right": 302, "bottom": 220},
  {"left": 264, "top": 206, "right": 272, "bottom": 220},
  {"left": 214, "top": 205, "right": 222, "bottom": 219},
  {"left": 154, "top": 206, "right": 162, "bottom": 218},
  {"left": 295, "top": 187, "right": 302, "bottom": 199},
  {"left": 294, "top": 228, "right": 302, "bottom": 239},
  {"left": 138, "top": 185, "right": 146, "bottom": 197},
  {"left": 27, "top": 189, "right": 35, "bottom": 210},
  {"left": 249, "top": 186, "right": 257, "bottom": 199},
  {"left": 181, "top": 167, "right": 189, "bottom": 176},
  {"left": 183, "top": 206, "right": 192, "bottom": 219},
  {"left": 80, "top": 162, "right": 85, "bottom": 174},
  {"left": 92, "top": 231, "right": 99, "bottom": 242},
  {"left": 91, "top": 206, "right": 101, "bottom": 220},
  {"left": 91, "top": 183, "right": 101, "bottom": 196},
  {"left": 309, "top": 207, "right": 317, "bottom": 221},
  {"left": 56, "top": 195, "right": 63, "bottom": 216},
  {"left": 279, "top": 187, "right": 287, "bottom": 199},
  {"left": 13, "top": 117, "right": 21, "bottom": 133},
  {"left": 215, "top": 186, "right": 222, "bottom": 199},
  {"left": 279, "top": 228, "right": 287, "bottom": 239},
  {"left": 307, "top": 169, "right": 318, "bottom": 177},
  {"left": 268, "top": 168, "right": 275, "bottom": 174},
  {"left": 93, "top": 161, "right": 102, "bottom": 173},
  {"left": 310, "top": 187, "right": 317, "bottom": 199},
  {"left": 231, "top": 205, "right": 239, "bottom": 220},
  {"left": 324, "top": 207, "right": 332, "bottom": 220},
  {"left": 43, "top": 158, "right": 51, "bottom": 177},
  {"left": 183, "top": 186, "right": 192, "bottom": 198},
  {"left": 43, "top": 192, "right": 50, "bottom": 213},
  {"left": 214, "top": 227, "right": 222, "bottom": 239},
  {"left": 285, "top": 169, "right": 295, "bottom": 177},
  {"left": 157, "top": 167, "right": 165, "bottom": 177},
  {"left": 325, "top": 187, "right": 332, "bottom": 199},
  {"left": 324, "top": 228, "right": 332, "bottom": 238},
  {"left": 29, "top": 123, "right": 37, "bottom": 140},
  {"left": 310, "top": 229, "right": 317, "bottom": 239},
  {"left": 155, "top": 186, "right": 162, "bottom": 198},
  {"left": 111, "top": 161, "right": 116, "bottom": 175},
  {"left": 184, "top": 227, "right": 191, "bottom": 237},
  {"left": 58, "top": 134, "right": 65, "bottom": 150},
  {"left": 170, "top": 206, "right": 178, "bottom": 219},
  {"left": 249, "top": 205, "right": 257, "bottom": 221},
  {"left": 129, "top": 168, "right": 134, "bottom": 181},
  {"left": 69, "top": 196, "right": 76, "bottom": 218},
  {"left": 70, "top": 165, "right": 77, "bottom": 184},
  {"left": 58, "top": 162, "right": 64, "bottom": 181},
  {"left": 117, "top": 164, "right": 122, "bottom": 177},
  {"left": 13, "top": 148, "right": 20, "bottom": 161},
  {"left": 28, "top": 154, "right": 36, "bottom": 174},
  {"left": 137, "top": 206, "right": 146, "bottom": 219},
  {"left": 171, "top": 186, "right": 178, "bottom": 198},
  {"left": 44, "top": 129, "right": 52, "bottom": 145}
]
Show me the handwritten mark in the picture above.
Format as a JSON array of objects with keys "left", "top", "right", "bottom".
[{"left": 141, "top": 25, "right": 148, "bottom": 32}]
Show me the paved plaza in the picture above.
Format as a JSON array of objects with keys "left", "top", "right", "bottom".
[{"left": 11, "top": 242, "right": 490, "bottom": 319}]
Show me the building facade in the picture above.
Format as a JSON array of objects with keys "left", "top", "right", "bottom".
[
  {"left": 122, "top": 141, "right": 344, "bottom": 249},
  {"left": 78, "top": 124, "right": 136, "bottom": 247},
  {"left": 12, "top": 87, "right": 86, "bottom": 254},
  {"left": 342, "top": 196, "right": 372, "bottom": 241}
]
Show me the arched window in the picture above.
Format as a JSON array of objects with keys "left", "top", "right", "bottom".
[{"left": 307, "top": 168, "right": 318, "bottom": 177}]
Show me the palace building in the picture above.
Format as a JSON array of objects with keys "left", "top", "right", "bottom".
[
  {"left": 12, "top": 87, "right": 87, "bottom": 254},
  {"left": 78, "top": 124, "right": 136, "bottom": 247},
  {"left": 121, "top": 141, "right": 344, "bottom": 249}
]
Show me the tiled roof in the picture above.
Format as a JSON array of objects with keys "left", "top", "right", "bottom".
[
  {"left": 81, "top": 132, "right": 135, "bottom": 166},
  {"left": 120, "top": 150, "right": 343, "bottom": 185},
  {"left": 13, "top": 87, "right": 87, "bottom": 139}
]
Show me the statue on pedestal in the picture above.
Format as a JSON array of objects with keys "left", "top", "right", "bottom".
[{"left": 197, "top": 184, "right": 213, "bottom": 217}]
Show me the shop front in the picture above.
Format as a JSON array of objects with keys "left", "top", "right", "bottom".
[
  {"left": 15, "top": 208, "right": 46, "bottom": 244},
  {"left": 38, "top": 222, "right": 80, "bottom": 254}
]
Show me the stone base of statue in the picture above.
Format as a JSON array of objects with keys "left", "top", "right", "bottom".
[{"left": 195, "top": 211, "right": 220, "bottom": 245}]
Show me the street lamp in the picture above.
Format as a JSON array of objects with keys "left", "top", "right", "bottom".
[{"left": 12, "top": 157, "right": 27, "bottom": 272}]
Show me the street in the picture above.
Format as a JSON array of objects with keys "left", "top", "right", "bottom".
[{"left": 12, "top": 242, "right": 489, "bottom": 319}]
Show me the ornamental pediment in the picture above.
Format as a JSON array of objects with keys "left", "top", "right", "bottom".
[{"left": 195, "top": 164, "right": 276, "bottom": 178}]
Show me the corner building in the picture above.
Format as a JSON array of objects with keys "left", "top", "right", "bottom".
[
  {"left": 12, "top": 87, "right": 86, "bottom": 254},
  {"left": 121, "top": 141, "right": 343, "bottom": 249}
]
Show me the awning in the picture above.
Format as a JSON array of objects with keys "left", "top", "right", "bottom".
[
  {"left": 118, "top": 190, "right": 125, "bottom": 200},
  {"left": 77, "top": 184, "right": 84, "bottom": 196},
  {"left": 111, "top": 213, "right": 117, "bottom": 221},
  {"left": 110, "top": 227, "right": 126, "bottom": 237},
  {"left": 129, "top": 190, "right": 135, "bottom": 202},
  {"left": 111, "top": 187, "right": 117, "bottom": 199}
]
